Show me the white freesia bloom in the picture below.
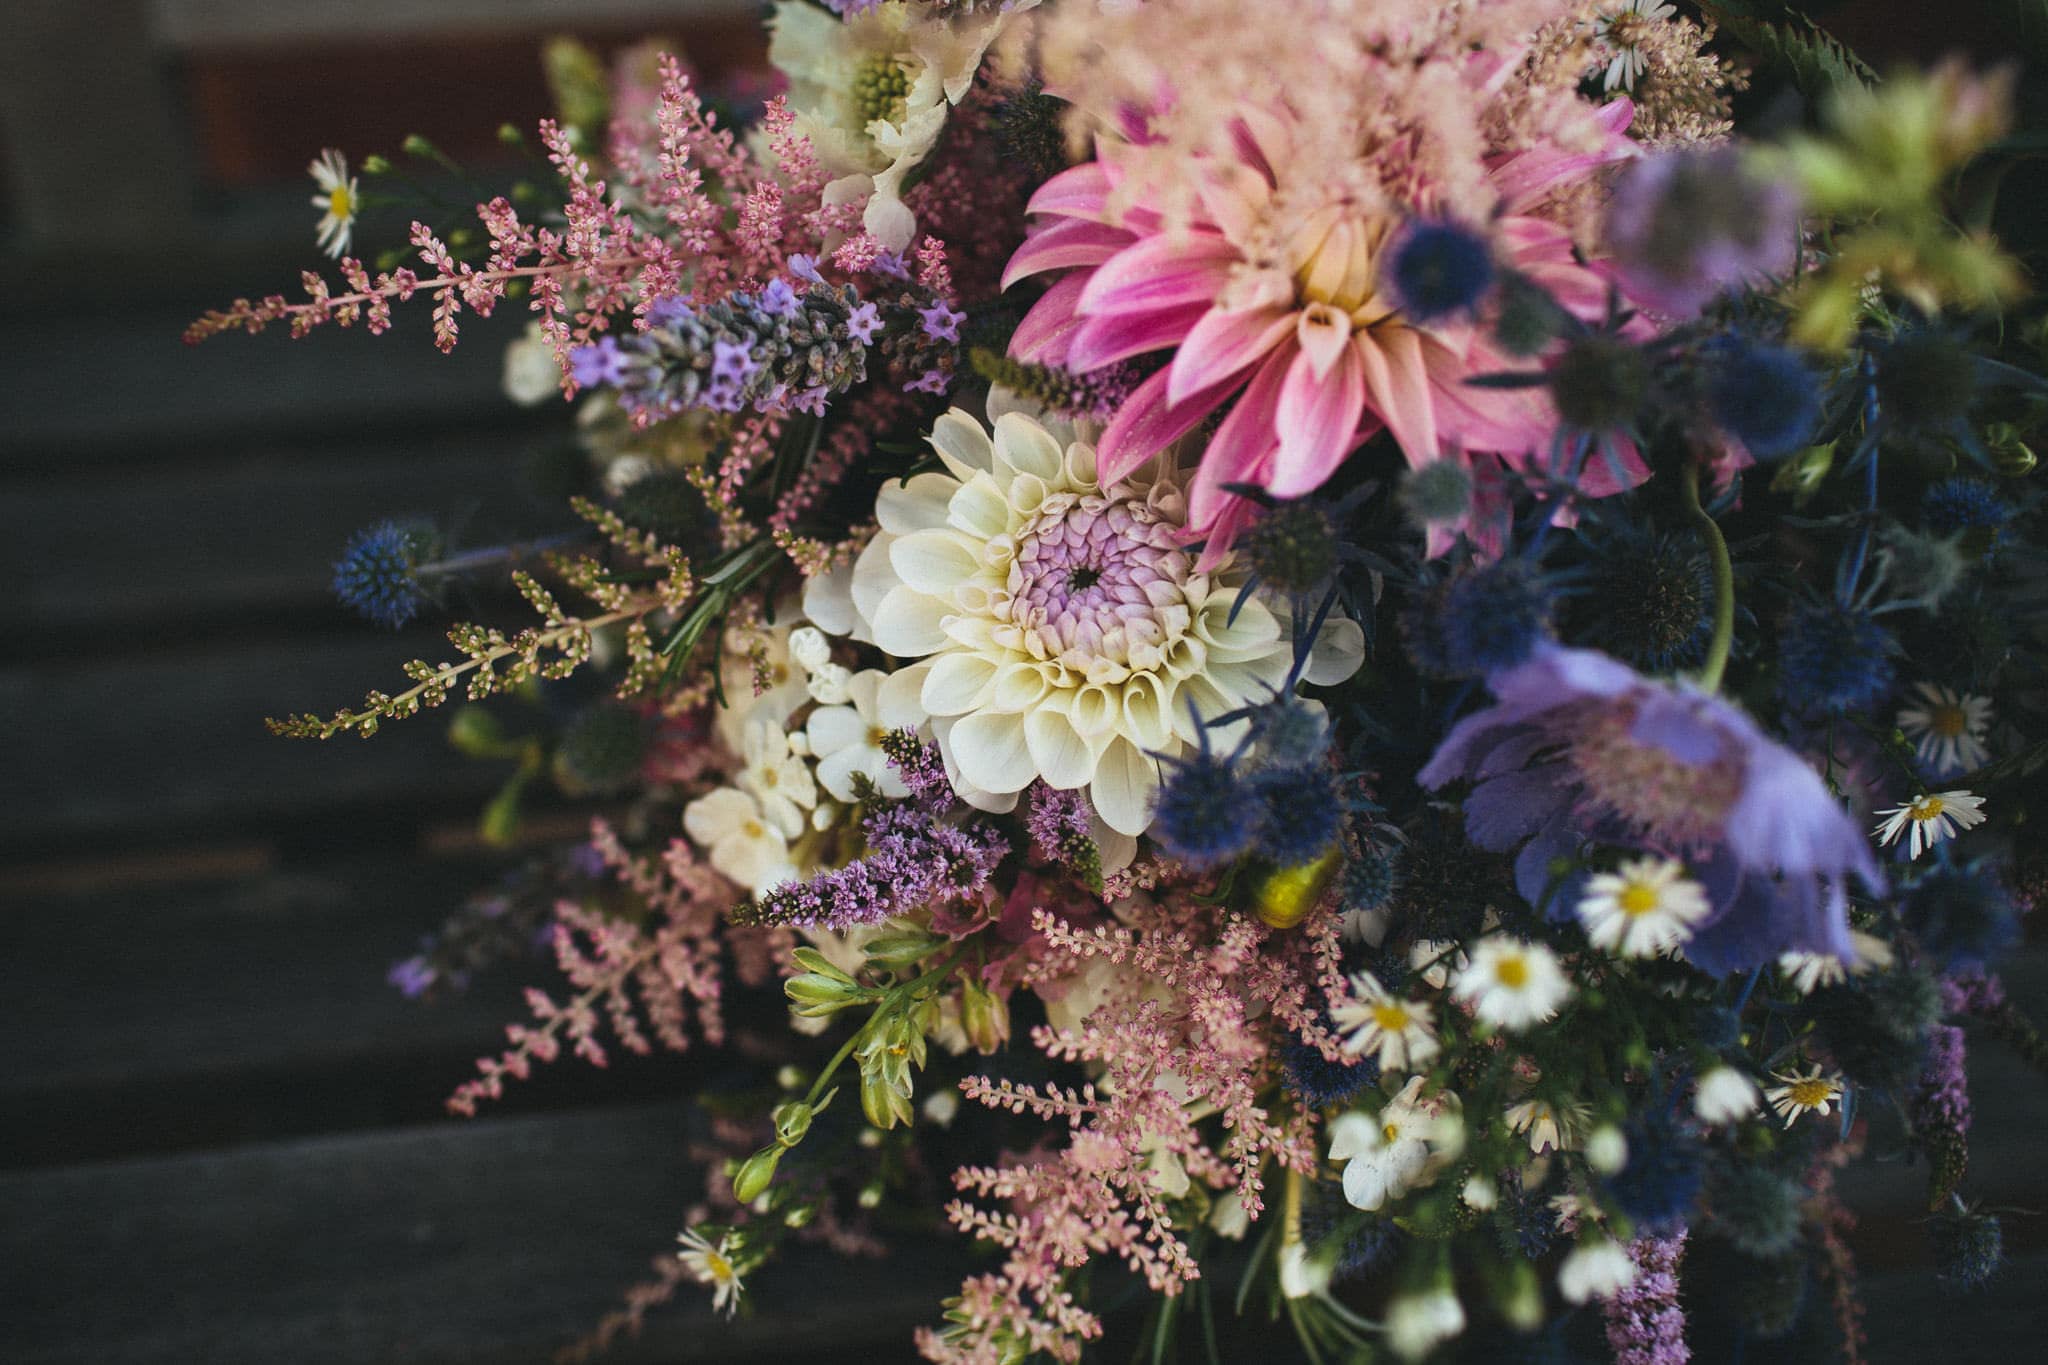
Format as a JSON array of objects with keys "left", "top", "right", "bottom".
[
  {"left": 1693, "top": 1065, "right": 1762, "bottom": 1125},
  {"left": 1387, "top": 1287, "right": 1466, "bottom": 1360},
  {"left": 682, "top": 786, "right": 799, "bottom": 894},
  {"left": 1328, "top": 1077, "right": 1462, "bottom": 1212},
  {"left": 716, "top": 616, "right": 814, "bottom": 753},
  {"left": 806, "top": 668, "right": 925, "bottom": 802},
  {"left": 769, "top": 1, "right": 1031, "bottom": 250},
  {"left": 1558, "top": 1237, "right": 1637, "bottom": 1304},
  {"left": 839, "top": 407, "right": 1357, "bottom": 836},
  {"left": 735, "top": 717, "right": 818, "bottom": 838}
]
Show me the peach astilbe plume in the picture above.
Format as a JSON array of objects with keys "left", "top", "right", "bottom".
[
  {"left": 1009, "top": 0, "right": 1660, "bottom": 554},
  {"left": 922, "top": 900, "right": 1344, "bottom": 1363}
]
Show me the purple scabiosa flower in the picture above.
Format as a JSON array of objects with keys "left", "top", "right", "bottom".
[
  {"left": 1417, "top": 644, "right": 1883, "bottom": 974},
  {"left": 919, "top": 301, "right": 966, "bottom": 343},
  {"left": 1606, "top": 147, "right": 1800, "bottom": 317}
]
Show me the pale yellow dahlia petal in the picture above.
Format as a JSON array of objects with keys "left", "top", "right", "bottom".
[
  {"left": 928, "top": 408, "right": 996, "bottom": 480},
  {"left": 946, "top": 475, "right": 1011, "bottom": 540},
  {"left": 949, "top": 710, "right": 1037, "bottom": 794},
  {"left": 876, "top": 473, "right": 957, "bottom": 534},
  {"left": 993, "top": 411, "right": 1066, "bottom": 481},
  {"left": 991, "top": 661, "right": 1052, "bottom": 711},
  {"left": 921, "top": 651, "right": 1000, "bottom": 716},
  {"left": 890, "top": 528, "right": 982, "bottom": 595},
  {"left": 1026, "top": 709, "right": 1098, "bottom": 790},
  {"left": 1090, "top": 736, "right": 1160, "bottom": 837},
  {"left": 870, "top": 584, "right": 950, "bottom": 657}
]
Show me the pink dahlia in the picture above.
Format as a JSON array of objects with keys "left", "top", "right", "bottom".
[{"left": 1003, "top": 98, "right": 1649, "bottom": 558}]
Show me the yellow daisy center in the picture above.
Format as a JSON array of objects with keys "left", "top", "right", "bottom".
[
  {"left": 1910, "top": 797, "right": 1946, "bottom": 822},
  {"left": 1787, "top": 1078, "right": 1833, "bottom": 1108},
  {"left": 1495, "top": 956, "right": 1529, "bottom": 989},
  {"left": 326, "top": 183, "right": 353, "bottom": 219},
  {"left": 704, "top": 1250, "right": 734, "bottom": 1283},
  {"left": 1931, "top": 705, "right": 1967, "bottom": 738},
  {"left": 1619, "top": 882, "right": 1662, "bottom": 917},
  {"left": 1372, "top": 1002, "right": 1413, "bottom": 1032}
]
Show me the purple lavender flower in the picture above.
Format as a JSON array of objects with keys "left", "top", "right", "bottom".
[
  {"left": 1417, "top": 644, "right": 1882, "bottom": 974},
  {"left": 569, "top": 336, "right": 630, "bottom": 387},
  {"left": 758, "top": 277, "right": 801, "bottom": 319},
  {"left": 1605, "top": 148, "right": 1800, "bottom": 317},
  {"left": 906, "top": 367, "right": 952, "bottom": 395},
  {"left": 846, "top": 301, "right": 883, "bottom": 344},
  {"left": 919, "top": 300, "right": 966, "bottom": 343},
  {"left": 871, "top": 249, "right": 910, "bottom": 280},
  {"left": 645, "top": 296, "right": 696, "bottom": 328},
  {"left": 789, "top": 253, "right": 825, "bottom": 284}
]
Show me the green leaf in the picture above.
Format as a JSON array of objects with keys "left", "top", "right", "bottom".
[{"left": 1699, "top": 5, "right": 1877, "bottom": 101}]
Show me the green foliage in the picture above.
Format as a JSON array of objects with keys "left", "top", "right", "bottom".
[{"left": 1698, "top": 5, "right": 1876, "bottom": 103}]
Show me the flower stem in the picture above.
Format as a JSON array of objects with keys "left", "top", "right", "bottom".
[{"left": 1682, "top": 459, "right": 1736, "bottom": 693}]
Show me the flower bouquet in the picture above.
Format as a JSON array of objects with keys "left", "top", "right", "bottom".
[{"left": 191, "top": 2, "right": 2048, "bottom": 1361}]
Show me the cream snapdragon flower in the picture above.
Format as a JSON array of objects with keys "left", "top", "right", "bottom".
[
  {"left": 769, "top": 1, "right": 1030, "bottom": 250},
  {"left": 842, "top": 407, "right": 1355, "bottom": 836}
]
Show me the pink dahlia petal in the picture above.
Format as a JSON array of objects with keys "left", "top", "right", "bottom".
[
  {"left": 1077, "top": 232, "right": 1239, "bottom": 317},
  {"left": 1188, "top": 345, "right": 1291, "bottom": 525},
  {"left": 1025, "top": 161, "right": 1118, "bottom": 223},
  {"left": 1356, "top": 327, "right": 1442, "bottom": 467},
  {"left": 1066, "top": 302, "right": 1209, "bottom": 371},
  {"left": 1194, "top": 493, "right": 1263, "bottom": 572},
  {"left": 1490, "top": 97, "right": 1637, "bottom": 213},
  {"left": 1001, "top": 217, "right": 1138, "bottom": 291},
  {"left": 1271, "top": 342, "right": 1368, "bottom": 498},
  {"left": 1009, "top": 272, "right": 1092, "bottom": 365},
  {"left": 1097, "top": 364, "right": 1240, "bottom": 486},
  {"left": 1167, "top": 305, "right": 1296, "bottom": 404}
]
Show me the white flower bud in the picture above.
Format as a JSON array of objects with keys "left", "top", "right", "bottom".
[{"left": 1694, "top": 1065, "right": 1762, "bottom": 1125}]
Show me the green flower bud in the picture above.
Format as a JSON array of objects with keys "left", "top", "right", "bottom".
[{"left": 731, "top": 1146, "right": 782, "bottom": 1204}]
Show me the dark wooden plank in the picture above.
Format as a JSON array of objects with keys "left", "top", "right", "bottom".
[
  {"left": 0, "top": 425, "right": 572, "bottom": 642},
  {"left": 0, "top": 634, "right": 509, "bottom": 854},
  {"left": 0, "top": 303, "right": 518, "bottom": 469},
  {"left": 0, "top": 1101, "right": 962, "bottom": 1365}
]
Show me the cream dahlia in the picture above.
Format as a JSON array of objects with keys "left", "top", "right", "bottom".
[{"left": 842, "top": 407, "right": 1352, "bottom": 835}]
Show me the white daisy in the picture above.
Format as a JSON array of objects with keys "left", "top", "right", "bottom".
[
  {"left": 1558, "top": 1237, "right": 1638, "bottom": 1304},
  {"left": 1505, "top": 1096, "right": 1587, "bottom": 1155},
  {"left": 676, "top": 1228, "right": 745, "bottom": 1316},
  {"left": 1328, "top": 1076, "right": 1462, "bottom": 1212},
  {"left": 1778, "top": 929, "right": 1895, "bottom": 995},
  {"left": 309, "top": 148, "right": 359, "bottom": 258},
  {"left": 1331, "top": 973, "right": 1441, "bottom": 1074},
  {"left": 682, "top": 786, "right": 798, "bottom": 895},
  {"left": 1692, "top": 1065, "right": 1762, "bottom": 1125},
  {"left": 735, "top": 717, "right": 819, "bottom": 838},
  {"left": 1873, "top": 789, "right": 1988, "bottom": 859},
  {"left": 1896, "top": 682, "right": 1992, "bottom": 776},
  {"left": 1765, "top": 1064, "right": 1844, "bottom": 1127},
  {"left": 1592, "top": 0, "right": 1677, "bottom": 93},
  {"left": 1576, "top": 856, "right": 1711, "bottom": 958},
  {"left": 1451, "top": 937, "right": 1573, "bottom": 1031},
  {"left": 806, "top": 668, "right": 927, "bottom": 803}
]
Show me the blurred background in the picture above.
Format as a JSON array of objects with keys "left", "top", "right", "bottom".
[{"left": 2, "top": 2, "right": 2045, "bottom": 1362}]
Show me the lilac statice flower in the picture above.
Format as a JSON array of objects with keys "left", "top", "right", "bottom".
[
  {"left": 1601, "top": 1232, "right": 1691, "bottom": 1365},
  {"left": 1417, "top": 644, "right": 1882, "bottom": 974},
  {"left": 1605, "top": 147, "right": 1800, "bottom": 317}
]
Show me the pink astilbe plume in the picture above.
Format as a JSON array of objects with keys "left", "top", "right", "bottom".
[
  {"left": 447, "top": 819, "right": 776, "bottom": 1116},
  {"left": 923, "top": 900, "right": 1341, "bottom": 1363},
  {"left": 1008, "top": 0, "right": 1663, "bottom": 558}
]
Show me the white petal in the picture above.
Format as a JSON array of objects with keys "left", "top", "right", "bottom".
[
  {"left": 684, "top": 787, "right": 756, "bottom": 845},
  {"left": 928, "top": 409, "right": 996, "bottom": 481},
  {"left": 870, "top": 584, "right": 951, "bottom": 657},
  {"left": 890, "top": 528, "right": 982, "bottom": 596},
  {"left": 876, "top": 473, "right": 958, "bottom": 535},
  {"left": 921, "top": 651, "right": 1000, "bottom": 715},
  {"left": 1025, "top": 709, "right": 1096, "bottom": 790},
  {"left": 992, "top": 412, "right": 1065, "bottom": 481},
  {"left": 1303, "top": 615, "right": 1366, "bottom": 685},
  {"left": 947, "top": 474, "right": 1013, "bottom": 540},
  {"left": 816, "top": 745, "right": 873, "bottom": 804},
  {"left": 806, "top": 704, "right": 868, "bottom": 758},
  {"left": 800, "top": 561, "right": 859, "bottom": 638},
  {"left": 949, "top": 710, "right": 1039, "bottom": 794},
  {"left": 875, "top": 664, "right": 932, "bottom": 731},
  {"left": 1089, "top": 735, "right": 1159, "bottom": 836}
]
